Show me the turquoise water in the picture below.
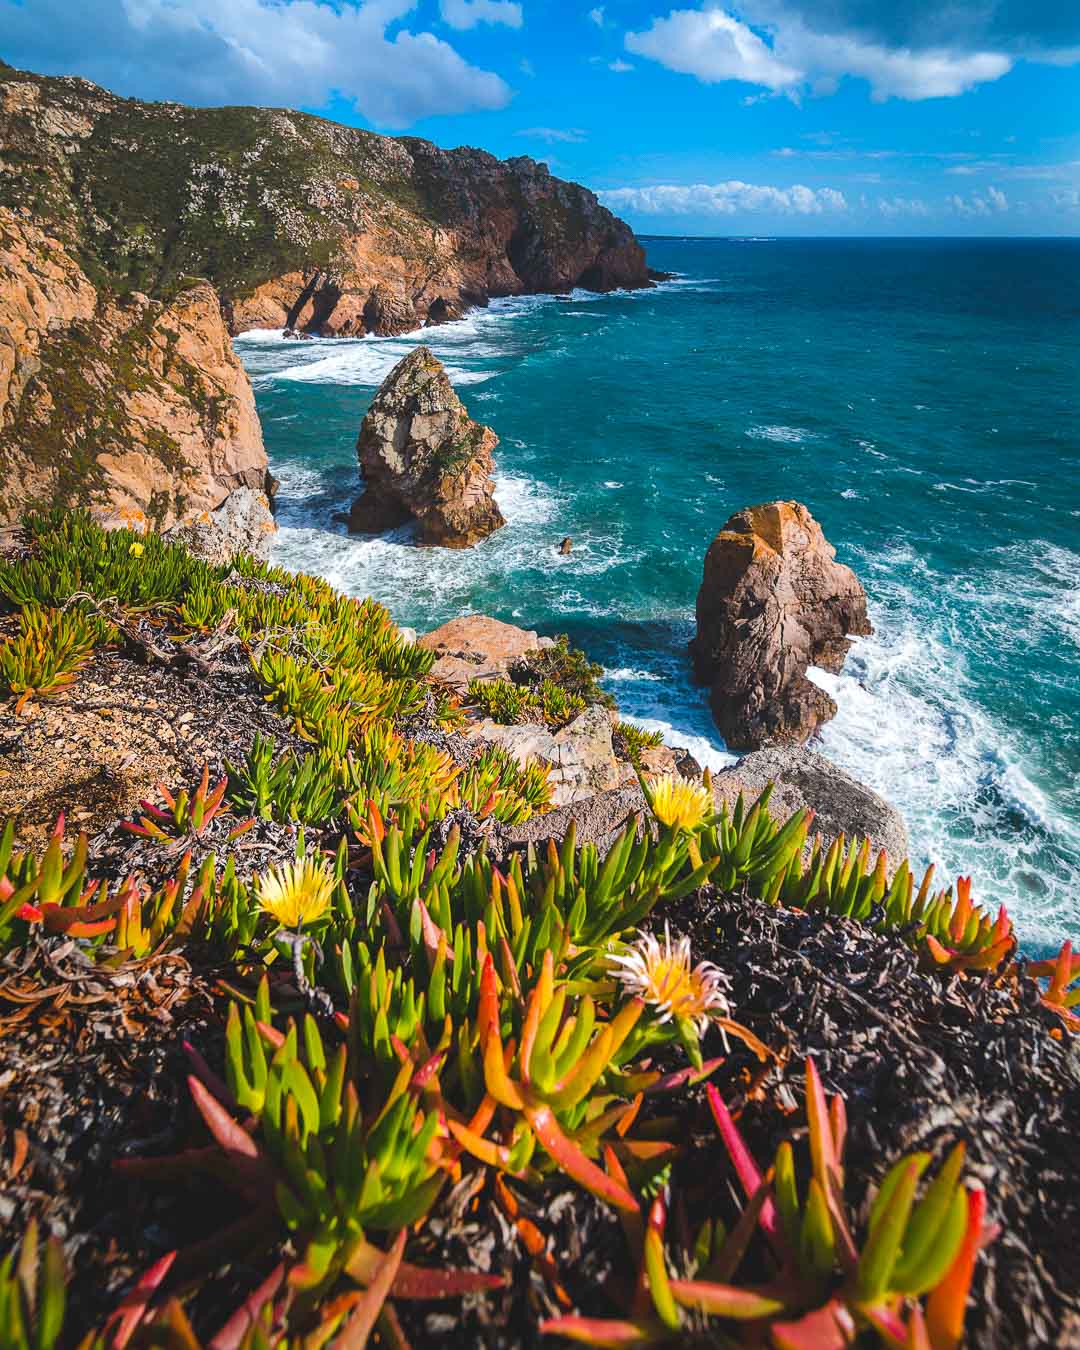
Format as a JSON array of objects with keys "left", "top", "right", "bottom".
[{"left": 235, "top": 237, "right": 1080, "bottom": 956}]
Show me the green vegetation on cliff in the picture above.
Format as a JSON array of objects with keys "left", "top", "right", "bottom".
[
  {"left": 0, "top": 59, "right": 647, "bottom": 310},
  {"left": 0, "top": 513, "right": 1077, "bottom": 1346}
]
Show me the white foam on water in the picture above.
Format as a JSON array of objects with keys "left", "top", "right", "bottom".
[
  {"left": 269, "top": 466, "right": 565, "bottom": 617},
  {"left": 811, "top": 600, "right": 1080, "bottom": 954},
  {"left": 746, "top": 424, "right": 811, "bottom": 444},
  {"left": 606, "top": 668, "right": 663, "bottom": 682}
]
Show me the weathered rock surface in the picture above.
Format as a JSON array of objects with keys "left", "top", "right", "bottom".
[
  {"left": 689, "top": 501, "right": 872, "bottom": 749},
  {"left": 499, "top": 745, "right": 908, "bottom": 870},
  {"left": 0, "top": 60, "right": 647, "bottom": 522},
  {"left": 162, "top": 487, "right": 277, "bottom": 563},
  {"left": 711, "top": 746, "right": 909, "bottom": 869},
  {"left": 349, "top": 349, "right": 504, "bottom": 547},
  {"left": 419, "top": 615, "right": 552, "bottom": 694},
  {"left": 0, "top": 210, "right": 268, "bottom": 528},
  {"left": 467, "top": 704, "right": 620, "bottom": 807}
]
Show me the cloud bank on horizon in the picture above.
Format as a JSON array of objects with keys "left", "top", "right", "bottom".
[{"left": 1, "top": 0, "right": 1078, "bottom": 234}]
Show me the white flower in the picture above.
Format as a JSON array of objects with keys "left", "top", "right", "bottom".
[{"left": 608, "top": 922, "right": 732, "bottom": 1038}]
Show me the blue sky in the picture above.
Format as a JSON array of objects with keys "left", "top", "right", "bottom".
[{"left": 3, "top": 0, "right": 1079, "bottom": 235}]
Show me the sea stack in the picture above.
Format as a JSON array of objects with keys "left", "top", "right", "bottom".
[
  {"left": 689, "top": 500, "right": 872, "bottom": 749},
  {"left": 348, "top": 347, "right": 505, "bottom": 549}
]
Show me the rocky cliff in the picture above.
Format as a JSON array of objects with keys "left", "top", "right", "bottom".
[{"left": 0, "top": 61, "right": 649, "bottom": 525}]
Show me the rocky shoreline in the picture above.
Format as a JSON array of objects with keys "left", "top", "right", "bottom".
[{"left": 0, "top": 512, "right": 1077, "bottom": 1349}]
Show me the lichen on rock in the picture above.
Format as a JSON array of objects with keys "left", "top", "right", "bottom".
[{"left": 349, "top": 347, "right": 505, "bottom": 548}]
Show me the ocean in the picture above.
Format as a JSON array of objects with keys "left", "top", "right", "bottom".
[{"left": 234, "top": 236, "right": 1080, "bottom": 957}]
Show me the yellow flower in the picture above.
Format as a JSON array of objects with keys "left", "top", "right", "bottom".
[
  {"left": 128, "top": 541, "right": 144, "bottom": 557},
  {"left": 646, "top": 774, "right": 712, "bottom": 832},
  {"left": 255, "top": 856, "right": 334, "bottom": 928},
  {"left": 608, "top": 922, "right": 731, "bottom": 1037}
]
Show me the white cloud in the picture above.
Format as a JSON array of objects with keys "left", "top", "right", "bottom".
[
  {"left": 439, "top": 0, "right": 522, "bottom": 30},
  {"left": 609, "top": 59, "right": 635, "bottom": 72},
  {"left": 518, "top": 126, "right": 587, "bottom": 142},
  {"left": 877, "top": 195, "right": 930, "bottom": 217},
  {"left": 624, "top": 5, "right": 1012, "bottom": 101},
  {"left": 589, "top": 5, "right": 604, "bottom": 25},
  {"left": 598, "top": 180, "right": 848, "bottom": 215},
  {"left": 948, "top": 185, "right": 1009, "bottom": 214},
  {"left": 626, "top": 9, "right": 801, "bottom": 90},
  {"left": 0, "top": 0, "right": 513, "bottom": 127}
]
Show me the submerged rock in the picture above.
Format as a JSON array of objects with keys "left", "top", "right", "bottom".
[
  {"left": 689, "top": 501, "right": 872, "bottom": 749},
  {"left": 348, "top": 348, "right": 505, "bottom": 548}
]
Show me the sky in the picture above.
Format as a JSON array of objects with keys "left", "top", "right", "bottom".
[{"left": 3, "top": 0, "right": 1080, "bottom": 235}]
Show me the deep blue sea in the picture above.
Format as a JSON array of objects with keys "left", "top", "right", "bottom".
[{"left": 235, "top": 237, "right": 1080, "bottom": 956}]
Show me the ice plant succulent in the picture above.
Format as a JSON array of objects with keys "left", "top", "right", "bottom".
[
  {"left": 1024, "top": 939, "right": 1080, "bottom": 1031},
  {"left": 254, "top": 854, "right": 335, "bottom": 929},
  {"left": 123, "top": 764, "right": 252, "bottom": 845},
  {"left": 609, "top": 922, "right": 734, "bottom": 1064},
  {"left": 643, "top": 774, "right": 712, "bottom": 833}
]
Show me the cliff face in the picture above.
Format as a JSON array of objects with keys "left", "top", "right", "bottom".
[
  {"left": 0, "top": 62, "right": 649, "bottom": 524},
  {"left": 0, "top": 208, "right": 266, "bottom": 527}
]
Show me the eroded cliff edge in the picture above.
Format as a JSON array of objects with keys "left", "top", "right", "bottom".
[{"left": 0, "top": 61, "right": 650, "bottom": 525}]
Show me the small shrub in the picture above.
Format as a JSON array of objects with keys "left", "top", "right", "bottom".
[
  {"left": 510, "top": 634, "right": 615, "bottom": 709},
  {"left": 0, "top": 605, "right": 111, "bottom": 711},
  {"left": 613, "top": 720, "right": 664, "bottom": 768},
  {"left": 467, "top": 675, "right": 586, "bottom": 728}
]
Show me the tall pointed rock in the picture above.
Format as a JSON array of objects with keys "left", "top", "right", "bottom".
[{"left": 347, "top": 347, "right": 505, "bottom": 549}]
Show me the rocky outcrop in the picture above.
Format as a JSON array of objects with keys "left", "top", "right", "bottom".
[
  {"left": 497, "top": 745, "right": 908, "bottom": 870},
  {"left": 419, "top": 615, "right": 553, "bottom": 694},
  {"left": 689, "top": 501, "right": 872, "bottom": 749},
  {"left": 0, "top": 210, "right": 268, "bottom": 529},
  {"left": 0, "top": 60, "right": 648, "bottom": 524},
  {"left": 349, "top": 349, "right": 504, "bottom": 548},
  {"left": 467, "top": 704, "right": 621, "bottom": 808},
  {"left": 0, "top": 63, "right": 650, "bottom": 345},
  {"left": 711, "top": 746, "right": 908, "bottom": 870},
  {"left": 161, "top": 487, "right": 276, "bottom": 563}
]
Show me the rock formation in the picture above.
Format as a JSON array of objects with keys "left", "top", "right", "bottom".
[
  {"left": 349, "top": 349, "right": 505, "bottom": 548},
  {"left": 0, "top": 60, "right": 648, "bottom": 526},
  {"left": 689, "top": 501, "right": 872, "bottom": 749},
  {"left": 0, "top": 210, "right": 269, "bottom": 530},
  {"left": 467, "top": 704, "right": 621, "bottom": 808},
  {"left": 419, "top": 615, "right": 554, "bottom": 694},
  {"left": 711, "top": 746, "right": 908, "bottom": 871}
]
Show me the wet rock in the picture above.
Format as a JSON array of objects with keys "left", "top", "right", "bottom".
[
  {"left": 348, "top": 348, "right": 505, "bottom": 548},
  {"left": 689, "top": 500, "right": 872, "bottom": 749},
  {"left": 558, "top": 537, "right": 573, "bottom": 555}
]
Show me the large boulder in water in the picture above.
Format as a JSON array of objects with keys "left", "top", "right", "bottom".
[
  {"left": 689, "top": 501, "right": 872, "bottom": 749},
  {"left": 348, "top": 347, "right": 505, "bottom": 548}
]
